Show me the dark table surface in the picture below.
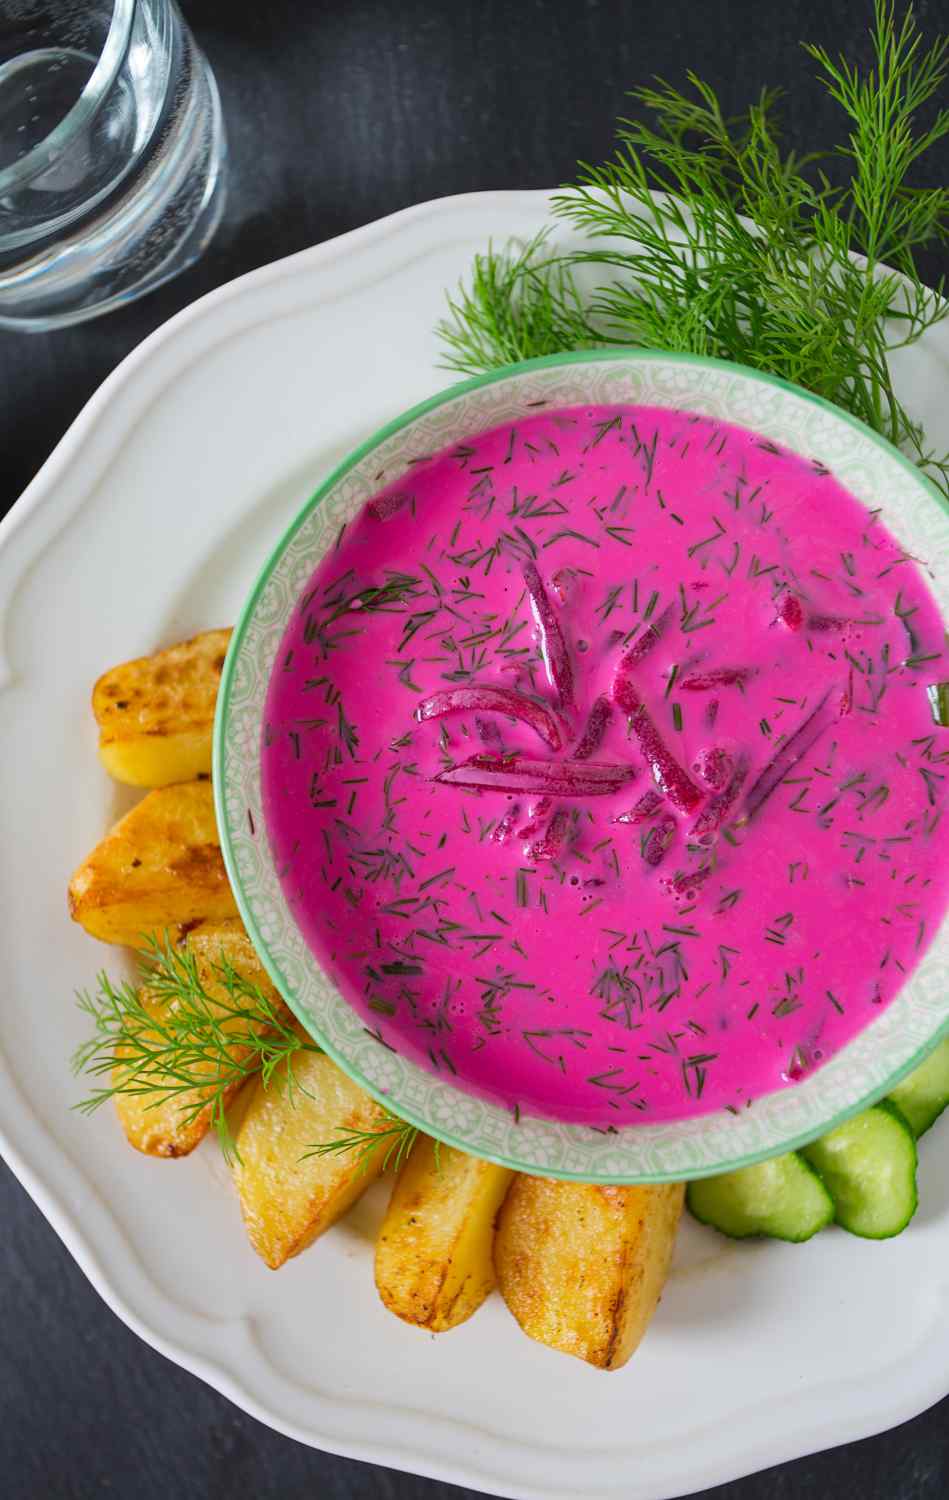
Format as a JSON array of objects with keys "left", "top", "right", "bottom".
[{"left": 2, "top": 2, "right": 948, "bottom": 1497}]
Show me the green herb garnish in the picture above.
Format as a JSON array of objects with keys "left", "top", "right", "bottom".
[
  {"left": 301, "top": 1112, "right": 425, "bottom": 1175},
  {"left": 72, "top": 934, "right": 319, "bottom": 1162},
  {"left": 438, "top": 1, "right": 949, "bottom": 496}
]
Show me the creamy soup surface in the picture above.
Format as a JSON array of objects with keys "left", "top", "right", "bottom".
[{"left": 262, "top": 404, "right": 949, "bottom": 1126}]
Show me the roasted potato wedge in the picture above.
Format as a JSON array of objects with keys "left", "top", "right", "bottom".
[
  {"left": 114, "top": 918, "right": 289, "bottom": 1159},
  {"left": 93, "top": 628, "right": 232, "bottom": 788},
  {"left": 375, "top": 1138, "right": 513, "bottom": 1331},
  {"left": 495, "top": 1177, "right": 684, "bottom": 1369},
  {"left": 68, "top": 780, "right": 237, "bottom": 945},
  {"left": 233, "top": 1038, "right": 389, "bottom": 1269}
]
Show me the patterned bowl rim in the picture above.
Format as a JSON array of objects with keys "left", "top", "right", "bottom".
[{"left": 214, "top": 348, "right": 949, "bottom": 1182}]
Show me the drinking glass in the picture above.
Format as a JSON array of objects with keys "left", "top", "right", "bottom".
[{"left": 0, "top": 0, "right": 227, "bottom": 330}]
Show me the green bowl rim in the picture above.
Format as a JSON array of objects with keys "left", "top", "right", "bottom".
[{"left": 214, "top": 346, "right": 949, "bottom": 1181}]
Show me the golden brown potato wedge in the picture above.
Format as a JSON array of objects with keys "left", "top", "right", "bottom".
[
  {"left": 233, "top": 1038, "right": 389, "bottom": 1269},
  {"left": 494, "top": 1177, "right": 684, "bottom": 1369},
  {"left": 114, "top": 917, "right": 288, "bottom": 1159},
  {"left": 67, "top": 780, "right": 237, "bottom": 946},
  {"left": 375, "top": 1138, "right": 513, "bottom": 1332},
  {"left": 93, "top": 628, "right": 232, "bottom": 788}
]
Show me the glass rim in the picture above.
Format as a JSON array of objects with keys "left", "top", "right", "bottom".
[{"left": 0, "top": 0, "right": 137, "bottom": 196}]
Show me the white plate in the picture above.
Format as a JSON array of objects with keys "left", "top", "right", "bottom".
[{"left": 2, "top": 189, "right": 949, "bottom": 1500}]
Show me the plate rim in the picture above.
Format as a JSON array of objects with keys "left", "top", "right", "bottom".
[{"left": 2, "top": 187, "right": 949, "bottom": 1500}]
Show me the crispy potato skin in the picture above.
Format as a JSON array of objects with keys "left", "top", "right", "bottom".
[
  {"left": 375, "top": 1139, "right": 513, "bottom": 1331},
  {"left": 85, "top": 631, "right": 686, "bottom": 1344},
  {"left": 233, "top": 1042, "right": 388, "bottom": 1269},
  {"left": 494, "top": 1177, "right": 684, "bottom": 1369},
  {"left": 114, "top": 918, "right": 288, "bottom": 1159},
  {"left": 67, "top": 780, "right": 237, "bottom": 945},
  {"left": 93, "top": 628, "right": 232, "bottom": 788}
]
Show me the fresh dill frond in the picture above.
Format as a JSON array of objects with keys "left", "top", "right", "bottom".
[
  {"left": 73, "top": 933, "right": 319, "bottom": 1161},
  {"left": 438, "top": 230, "right": 601, "bottom": 377},
  {"left": 302, "top": 1110, "right": 438, "bottom": 1175},
  {"left": 438, "top": 1, "right": 949, "bottom": 495}
]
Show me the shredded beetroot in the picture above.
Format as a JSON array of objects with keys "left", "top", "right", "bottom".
[
  {"left": 693, "top": 746, "right": 734, "bottom": 790},
  {"left": 523, "top": 560, "right": 575, "bottom": 708},
  {"left": 476, "top": 716, "right": 504, "bottom": 747},
  {"left": 642, "top": 815, "right": 677, "bottom": 868},
  {"left": 777, "top": 594, "right": 804, "bottom": 631},
  {"left": 367, "top": 491, "right": 412, "bottom": 522},
  {"left": 806, "top": 613, "right": 852, "bottom": 632},
  {"left": 573, "top": 695, "right": 612, "bottom": 760},
  {"left": 666, "top": 863, "right": 715, "bottom": 898},
  {"left": 618, "top": 605, "right": 675, "bottom": 671},
  {"left": 529, "top": 808, "right": 573, "bottom": 862},
  {"left": 528, "top": 698, "right": 613, "bottom": 853},
  {"left": 690, "top": 754, "right": 750, "bottom": 844},
  {"left": 614, "top": 680, "right": 703, "bottom": 813},
  {"left": 517, "top": 796, "right": 552, "bottom": 840},
  {"left": 614, "top": 789, "right": 664, "bottom": 825},
  {"left": 435, "top": 754, "right": 636, "bottom": 796},
  {"left": 415, "top": 686, "right": 563, "bottom": 750},
  {"left": 679, "top": 667, "right": 754, "bottom": 692},
  {"left": 744, "top": 693, "right": 837, "bottom": 820},
  {"left": 492, "top": 802, "right": 522, "bottom": 844},
  {"left": 807, "top": 613, "right": 883, "bottom": 634}
]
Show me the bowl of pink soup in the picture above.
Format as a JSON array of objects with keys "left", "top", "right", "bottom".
[{"left": 214, "top": 350, "right": 949, "bottom": 1182}]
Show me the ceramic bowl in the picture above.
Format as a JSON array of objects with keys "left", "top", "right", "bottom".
[{"left": 214, "top": 349, "right": 949, "bottom": 1182}]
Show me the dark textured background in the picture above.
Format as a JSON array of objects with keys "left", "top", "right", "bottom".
[{"left": 2, "top": 2, "right": 948, "bottom": 1496}]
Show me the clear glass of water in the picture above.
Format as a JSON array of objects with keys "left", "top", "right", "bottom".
[{"left": 0, "top": 0, "right": 227, "bottom": 330}]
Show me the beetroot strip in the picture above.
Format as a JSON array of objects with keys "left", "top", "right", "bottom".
[
  {"left": 415, "top": 686, "right": 563, "bottom": 750},
  {"left": 666, "top": 863, "right": 715, "bottom": 897},
  {"left": 619, "top": 604, "right": 674, "bottom": 670},
  {"left": 614, "top": 680, "right": 703, "bottom": 813},
  {"left": 642, "top": 815, "right": 677, "bottom": 868},
  {"left": 492, "top": 802, "right": 522, "bottom": 844},
  {"left": 614, "top": 789, "right": 664, "bottom": 825},
  {"left": 517, "top": 796, "right": 553, "bottom": 840},
  {"left": 690, "top": 754, "right": 750, "bottom": 843},
  {"left": 694, "top": 746, "right": 734, "bottom": 790},
  {"left": 435, "top": 755, "right": 635, "bottom": 797},
  {"left": 529, "top": 808, "right": 573, "bottom": 862},
  {"left": 476, "top": 716, "right": 504, "bottom": 747},
  {"left": 523, "top": 560, "right": 575, "bottom": 708},
  {"left": 744, "top": 692, "right": 836, "bottom": 820},
  {"left": 573, "top": 694, "right": 612, "bottom": 760},
  {"left": 679, "top": 667, "right": 754, "bottom": 692},
  {"left": 530, "top": 695, "right": 614, "bottom": 852}
]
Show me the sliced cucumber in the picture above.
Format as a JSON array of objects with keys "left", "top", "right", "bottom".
[
  {"left": 687, "top": 1152, "right": 834, "bottom": 1242},
  {"left": 887, "top": 1036, "right": 949, "bottom": 1138},
  {"left": 801, "top": 1102, "right": 917, "bottom": 1239}
]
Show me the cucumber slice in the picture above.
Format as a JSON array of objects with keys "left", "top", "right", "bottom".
[
  {"left": 887, "top": 1036, "right": 949, "bottom": 1138},
  {"left": 801, "top": 1102, "right": 917, "bottom": 1239},
  {"left": 687, "top": 1152, "right": 834, "bottom": 1242}
]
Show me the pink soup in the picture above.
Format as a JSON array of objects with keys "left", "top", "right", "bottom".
[{"left": 261, "top": 404, "right": 949, "bottom": 1127}]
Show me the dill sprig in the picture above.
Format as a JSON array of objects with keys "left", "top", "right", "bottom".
[
  {"left": 437, "top": 1, "right": 949, "bottom": 495},
  {"left": 72, "top": 934, "right": 319, "bottom": 1161},
  {"left": 301, "top": 1111, "right": 426, "bottom": 1174},
  {"left": 439, "top": 231, "right": 599, "bottom": 375}
]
